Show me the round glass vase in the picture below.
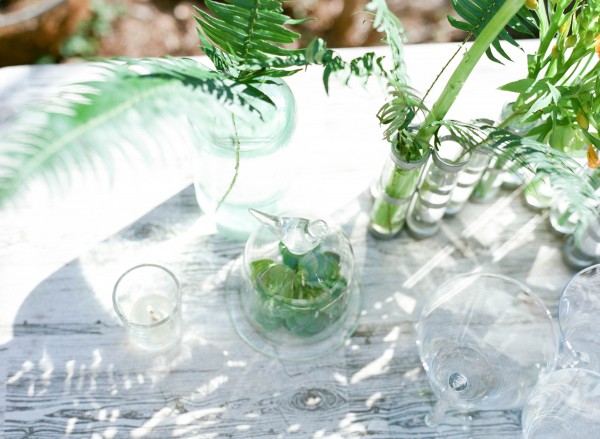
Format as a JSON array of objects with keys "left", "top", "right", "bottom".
[
  {"left": 406, "top": 137, "right": 471, "bottom": 239},
  {"left": 226, "top": 212, "right": 362, "bottom": 361},
  {"left": 368, "top": 143, "right": 430, "bottom": 239},
  {"left": 192, "top": 78, "right": 296, "bottom": 240}
]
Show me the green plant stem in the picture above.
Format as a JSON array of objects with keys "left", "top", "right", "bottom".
[
  {"left": 216, "top": 114, "right": 241, "bottom": 211},
  {"left": 416, "top": 0, "right": 527, "bottom": 145},
  {"left": 370, "top": 163, "right": 424, "bottom": 236},
  {"left": 369, "top": 0, "right": 527, "bottom": 235}
]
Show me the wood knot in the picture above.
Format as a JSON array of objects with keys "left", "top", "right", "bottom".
[
  {"left": 290, "top": 388, "right": 343, "bottom": 411},
  {"left": 124, "top": 223, "right": 169, "bottom": 241}
]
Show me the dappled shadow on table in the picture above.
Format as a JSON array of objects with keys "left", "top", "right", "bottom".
[{"left": 2, "top": 181, "right": 574, "bottom": 438}]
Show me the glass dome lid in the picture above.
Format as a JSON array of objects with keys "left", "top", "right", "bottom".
[
  {"left": 226, "top": 208, "right": 362, "bottom": 361},
  {"left": 242, "top": 209, "right": 355, "bottom": 306}
]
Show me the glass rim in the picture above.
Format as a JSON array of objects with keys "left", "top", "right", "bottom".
[
  {"left": 432, "top": 136, "right": 472, "bottom": 172},
  {"left": 417, "top": 272, "right": 560, "bottom": 396},
  {"left": 420, "top": 272, "right": 556, "bottom": 329},
  {"left": 112, "top": 263, "right": 181, "bottom": 328}
]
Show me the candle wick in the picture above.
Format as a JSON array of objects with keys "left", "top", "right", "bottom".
[{"left": 146, "top": 305, "right": 161, "bottom": 322}]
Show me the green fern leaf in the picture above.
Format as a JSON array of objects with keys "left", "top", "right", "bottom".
[
  {"left": 449, "top": 0, "right": 538, "bottom": 63},
  {"left": 196, "top": 0, "right": 302, "bottom": 80},
  {"left": 0, "top": 57, "right": 261, "bottom": 206}
]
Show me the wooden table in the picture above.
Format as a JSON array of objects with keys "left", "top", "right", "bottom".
[{"left": 0, "top": 41, "right": 577, "bottom": 438}]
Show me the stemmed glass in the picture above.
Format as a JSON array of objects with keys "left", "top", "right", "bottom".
[
  {"left": 558, "top": 263, "right": 600, "bottom": 371},
  {"left": 416, "top": 273, "right": 559, "bottom": 427},
  {"left": 521, "top": 368, "right": 600, "bottom": 438}
]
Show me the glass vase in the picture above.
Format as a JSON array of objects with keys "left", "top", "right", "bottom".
[
  {"left": 406, "top": 137, "right": 471, "bottom": 239},
  {"left": 550, "top": 197, "right": 582, "bottom": 235},
  {"left": 523, "top": 175, "right": 554, "bottom": 210},
  {"left": 499, "top": 101, "right": 536, "bottom": 190},
  {"left": 368, "top": 144, "right": 430, "bottom": 239},
  {"left": 549, "top": 171, "right": 599, "bottom": 235},
  {"left": 445, "top": 147, "right": 492, "bottom": 216},
  {"left": 470, "top": 158, "right": 505, "bottom": 203},
  {"left": 191, "top": 78, "right": 296, "bottom": 240},
  {"left": 562, "top": 216, "right": 600, "bottom": 270}
]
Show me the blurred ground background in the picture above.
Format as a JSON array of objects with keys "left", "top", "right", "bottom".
[{"left": 0, "top": 0, "right": 465, "bottom": 67}]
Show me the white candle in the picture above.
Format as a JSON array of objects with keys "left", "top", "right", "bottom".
[{"left": 130, "top": 294, "right": 175, "bottom": 325}]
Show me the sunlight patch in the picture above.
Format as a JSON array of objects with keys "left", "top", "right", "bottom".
[
  {"left": 351, "top": 348, "right": 394, "bottom": 384},
  {"left": 393, "top": 292, "right": 416, "bottom": 315},
  {"left": 383, "top": 326, "right": 400, "bottom": 342}
]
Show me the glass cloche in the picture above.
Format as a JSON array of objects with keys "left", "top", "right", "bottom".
[{"left": 226, "top": 209, "right": 362, "bottom": 361}]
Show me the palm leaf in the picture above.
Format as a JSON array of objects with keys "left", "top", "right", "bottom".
[
  {"left": 449, "top": 0, "right": 538, "bottom": 63},
  {"left": 0, "top": 57, "right": 260, "bottom": 206}
]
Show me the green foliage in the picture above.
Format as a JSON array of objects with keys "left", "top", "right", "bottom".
[
  {"left": 0, "top": 1, "right": 382, "bottom": 207},
  {"left": 436, "top": 119, "right": 599, "bottom": 230},
  {"left": 448, "top": 0, "right": 538, "bottom": 63},
  {"left": 0, "top": 57, "right": 262, "bottom": 204},
  {"left": 250, "top": 243, "right": 347, "bottom": 337},
  {"left": 195, "top": 0, "right": 305, "bottom": 81},
  {"left": 196, "top": 0, "right": 381, "bottom": 90},
  {"left": 364, "top": 0, "right": 427, "bottom": 161},
  {"left": 499, "top": 0, "right": 600, "bottom": 152},
  {"left": 368, "top": 0, "right": 599, "bottom": 236}
]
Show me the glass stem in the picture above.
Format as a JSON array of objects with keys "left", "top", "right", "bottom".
[
  {"left": 425, "top": 394, "right": 451, "bottom": 428},
  {"left": 558, "top": 350, "right": 579, "bottom": 369}
]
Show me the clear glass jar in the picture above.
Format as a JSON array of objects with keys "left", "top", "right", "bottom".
[
  {"left": 470, "top": 159, "right": 505, "bottom": 203},
  {"left": 191, "top": 78, "right": 296, "bottom": 240},
  {"left": 523, "top": 175, "right": 554, "bottom": 210},
  {"left": 369, "top": 144, "right": 430, "bottom": 239},
  {"left": 407, "top": 137, "right": 471, "bottom": 238}
]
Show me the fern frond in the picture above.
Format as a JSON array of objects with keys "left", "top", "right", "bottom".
[
  {"left": 449, "top": 0, "right": 538, "bottom": 63},
  {"left": 0, "top": 57, "right": 257, "bottom": 206},
  {"left": 362, "top": 0, "right": 428, "bottom": 159},
  {"left": 195, "top": 0, "right": 303, "bottom": 80},
  {"left": 365, "top": 0, "right": 409, "bottom": 84}
]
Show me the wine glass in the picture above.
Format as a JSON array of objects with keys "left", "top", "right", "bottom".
[
  {"left": 558, "top": 263, "right": 600, "bottom": 370},
  {"left": 522, "top": 368, "right": 600, "bottom": 438},
  {"left": 416, "top": 273, "right": 559, "bottom": 427}
]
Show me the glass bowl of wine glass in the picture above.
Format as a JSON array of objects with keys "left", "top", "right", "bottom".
[
  {"left": 558, "top": 263, "right": 600, "bottom": 371},
  {"left": 522, "top": 368, "right": 600, "bottom": 438},
  {"left": 416, "top": 273, "right": 559, "bottom": 427}
]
